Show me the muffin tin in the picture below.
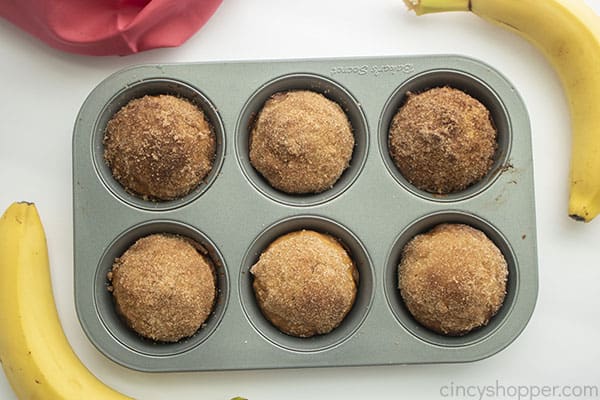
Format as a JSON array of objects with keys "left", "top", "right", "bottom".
[{"left": 73, "top": 55, "right": 538, "bottom": 372}]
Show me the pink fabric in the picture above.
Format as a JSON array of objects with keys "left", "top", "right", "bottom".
[{"left": 0, "top": 0, "right": 223, "bottom": 55}]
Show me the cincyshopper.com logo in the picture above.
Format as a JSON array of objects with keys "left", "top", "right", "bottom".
[{"left": 440, "top": 380, "right": 599, "bottom": 400}]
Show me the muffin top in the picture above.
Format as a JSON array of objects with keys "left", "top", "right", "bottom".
[
  {"left": 389, "top": 87, "right": 497, "bottom": 194},
  {"left": 104, "top": 94, "right": 215, "bottom": 201},
  {"left": 249, "top": 90, "right": 354, "bottom": 194},
  {"left": 398, "top": 223, "right": 508, "bottom": 336},
  {"left": 108, "top": 233, "right": 216, "bottom": 342},
  {"left": 250, "top": 230, "right": 358, "bottom": 337}
]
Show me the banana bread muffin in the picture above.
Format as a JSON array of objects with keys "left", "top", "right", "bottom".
[
  {"left": 104, "top": 94, "right": 215, "bottom": 201},
  {"left": 249, "top": 90, "right": 354, "bottom": 194},
  {"left": 108, "top": 233, "right": 216, "bottom": 342},
  {"left": 250, "top": 230, "right": 358, "bottom": 337},
  {"left": 389, "top": 87, "right": 497, "bottom": 194},
  {"left": 398, "top": 223, "right": 508, "bottom": 336}
]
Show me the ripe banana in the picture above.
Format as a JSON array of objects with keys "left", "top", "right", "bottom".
[
  {"left": 0, "top": 202, "right": 132, "bottom": 400},
  {"left": 404, "top": 0, "right": 600, "bottom": 222}
]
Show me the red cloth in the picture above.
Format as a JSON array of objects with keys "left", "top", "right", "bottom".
[{"left": 0, "top": 0, "right": 223, "bottom": 56}]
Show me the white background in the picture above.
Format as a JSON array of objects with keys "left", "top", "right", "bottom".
[{"left": 1, "top": 1, "right": 600, "bottom": 399}]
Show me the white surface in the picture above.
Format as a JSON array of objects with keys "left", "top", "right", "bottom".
[{"left": 1, "top": 1, "right": 600, "bottom": 399}]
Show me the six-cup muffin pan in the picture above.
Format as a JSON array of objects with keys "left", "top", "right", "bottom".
[{"left": 72, "top": 55, "right": 538, "bottom": 372}]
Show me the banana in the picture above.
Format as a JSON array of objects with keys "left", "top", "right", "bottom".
[
  {"left": 403, "top": 0, "right": 600, "bottom": 222},
  {"left": 0, "top": 202, "right": 132, "bottom": 400}
]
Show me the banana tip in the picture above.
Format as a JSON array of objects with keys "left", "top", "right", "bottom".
[
  {"left": 403, "top": 0, "right": 419, "bottom": 11},
  {"left": 403, "top": 0, "right": 427, "bottom": 15},
  {"left": 569, "top": 214, "right": 589, "bottom": 223}
]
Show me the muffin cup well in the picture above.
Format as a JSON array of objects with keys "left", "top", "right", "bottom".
[
  {"left": 95, "top": 220, "right": 229, "bottom": 357},
  {"left": 92, "top": 78, "right": 225, "bottom": 211},
  {"left": 379, "top": 69, "right": 512, "bottom": 202},
  {"left": 236, "top": 73, "right": 368, "bottom": 207},
  {"left": 239, "top": 215, "right": 374, "bottom": 352},
  {"left": 384, "top": 211, "right": 519, "bottom": 347}
]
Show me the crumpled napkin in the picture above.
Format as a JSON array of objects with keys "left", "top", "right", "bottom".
[{"left": 0, "top": 0, "right": 223, "bottom": 56}]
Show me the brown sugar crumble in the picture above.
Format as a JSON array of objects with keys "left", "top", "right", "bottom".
[
  {"left": 108, "top": 233, "right": 216, "bottom": 343},
  {"left": 250, "top": 230, "right": 358, "bottom": 338},
  {"left": 398, "top": 224, "right": 508, "bottom": 336},
  {"left": 388, "top": 87, "right": 497, "bottom": 194},
  {"left": 103, "top": 94, "right": 216, "bottom": 201},
  {"left": 249, "top": 90, "right": 354, "bottom": 194}
]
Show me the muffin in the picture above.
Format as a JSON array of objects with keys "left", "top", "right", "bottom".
[
  {"left": 250, "top": 230, "right": 358, "bottom": 337},
  {"left": 104, "top": 94, "right": 215, "bottom": 201},
  {"left": 398, "top": 223, "right": 508, "bottom": 336},
  {"left": 249, "top": 90, "right": 354, "bottom": 194},
  {"left": 388, "top": 86, "right": 497, "bottom": 194},
  {"left": 108, "top": 234, "right": 216, "bottom": 342}
]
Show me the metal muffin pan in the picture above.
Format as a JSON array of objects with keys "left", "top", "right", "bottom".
[{"left": 73, "top": 55, "right": 538, "bottom": 372}]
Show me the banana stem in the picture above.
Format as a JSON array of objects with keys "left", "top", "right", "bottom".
[{"left": 403, "top": 0, "right": 470, "bottom": 15}]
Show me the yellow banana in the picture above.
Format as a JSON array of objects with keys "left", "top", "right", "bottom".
[
  {"left": 404, "top": 0, "right": 600, "bottom": 222},
  {"left": 0, "top": 202, "right": 132, "bottom": 400}
]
